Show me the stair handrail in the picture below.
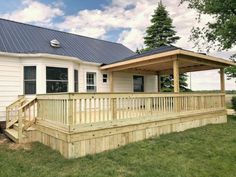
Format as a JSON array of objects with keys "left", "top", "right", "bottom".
[
  {"left": 17, "top": 97, "right": 38, "bottom": 142},
  {"left": 6, "top": 96, "right": 25, "bottom": 129},
  {"left": 18, "top": 97, "right": 37, "bottom": 110},
  {"left": 6, "top": 96, "right": 24, "bottom": 109}
]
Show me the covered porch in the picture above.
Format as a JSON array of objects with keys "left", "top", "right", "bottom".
[
  {"left": 5, "top": 48, "right": 235, "bottom": 158},
  {"left": 101, "top": 48, "right": 234, "bottom": 93}
]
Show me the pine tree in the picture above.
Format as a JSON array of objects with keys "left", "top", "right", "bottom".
[
  {"left": 144, "top": 1, "right": 189, "bottom": 92},
  {"left": 144, "top": 1, "right": 180, "bottom": 49}
]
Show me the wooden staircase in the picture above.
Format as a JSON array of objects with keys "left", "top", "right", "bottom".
[{"left": 5, "top": 97, "right": 38, "bottom": 143}]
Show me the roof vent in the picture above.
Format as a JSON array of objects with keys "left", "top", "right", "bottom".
[{"left": 50, "top": 39, "right": 60, "bottom": 48}]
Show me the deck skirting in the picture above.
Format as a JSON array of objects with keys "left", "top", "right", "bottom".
[{"left": 26, "top": 109, "right": 227, "bottom": 158}]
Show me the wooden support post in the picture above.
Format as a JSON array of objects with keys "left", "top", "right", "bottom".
[
  {"left": 18, "top": 109, "right": 23, "bottom": 143},
  {"left": 68, "top": 94, "right": 74, "bottom": 130},
  {"left": 6, "top": 107, "right": 9, "bottom": 128},
  {"left": 173, "top": 59, "right": 180, "bottom": 112},
  {"left": 157, "top": 74, "right": 161, "bottom": 92},
  {"left": 109, "top": 72, "right": 114, "bottom": 92},
  {"left": 109, "top": 72, "right": 117, "bottom": 119},
  {"left": 220, "top": 68, "right": 225, "bottom": 92},
  {"left": 173, "top": 60, "right": 180, "bottom": 93},
  {"left": 112, "top": 98, "right": 117, "bottom": 120}
]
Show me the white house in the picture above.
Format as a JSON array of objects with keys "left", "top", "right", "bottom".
[{"left": 0, "top": 18, "right": 159, "bottom": 124}]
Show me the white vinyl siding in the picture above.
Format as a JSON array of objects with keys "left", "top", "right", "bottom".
[
  {"left": 113, "top": 72, "right": 157, "bottom": 92},
  {"left": 0, "top": 57, "right": 22, "bottom": 121}
]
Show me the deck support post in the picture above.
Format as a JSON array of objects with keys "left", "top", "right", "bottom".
[
  {"left": 109, "top": 72, "right": 117, "bottom": 119},
  {"left": 173, "top": 59, "right": 180, "bottom": 93},
  {"left": 157, "top": 73, "right": 161, "bottom": 92},
  {"left": 220, "top": 68, "right": 225, "bottom": 92},
  {"left": 173, "top": 59, "right": 180, "bottom": 112},
  {"left": 18, "top": 109, "right": 23, "bottom": 143},
  {"left": 68, "top": 94, "right": 74, "bottom": 131}
]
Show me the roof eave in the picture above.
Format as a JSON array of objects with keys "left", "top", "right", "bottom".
[
  {"left": 0, "top": 52, "right": 102, "bottom": 66},
  {"left": 101, "top": 49, "right": 236, "bottom": 71}
]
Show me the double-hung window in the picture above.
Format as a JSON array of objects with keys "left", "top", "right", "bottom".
[
  {"left": 86, "top": 72, "right": 96, "bottom": 92},
  {"left": 46, "top": 67, "right": 68, "bottom": 93},
  {"left": 24, "top": 66, "right": 36, "bottom": 94}
]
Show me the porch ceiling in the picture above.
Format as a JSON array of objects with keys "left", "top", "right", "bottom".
[{"left": 101, "top": 49, "right": 236, "bottom": 74}]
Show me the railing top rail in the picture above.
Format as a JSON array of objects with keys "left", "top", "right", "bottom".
[
  {"left": 6, "top": 96, "right": 25, "bottom": 109},
  {"left": 36, "top": 92, "right": 225, "bottom": 100},
  {"left": 18, "top": 97, "right": 37, "bottom": 110}
]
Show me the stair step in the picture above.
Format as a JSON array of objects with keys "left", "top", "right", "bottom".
[
  {"left": 13, "top": 123, "right": 36, "bottom": 131},
  {"left": 4, "top": 129, "right": 26, "bottom": 143},
  {"left": 13, "top": 123, "right": 25, "bottom": 131}
]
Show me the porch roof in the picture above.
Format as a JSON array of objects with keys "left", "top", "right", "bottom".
[{"left": 101, "top": 47, "right": 236, "bottom": 74}]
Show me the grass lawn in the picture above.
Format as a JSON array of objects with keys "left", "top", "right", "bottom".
[{"left": 1, "top": 116, "right": 236, "bottom": 177}]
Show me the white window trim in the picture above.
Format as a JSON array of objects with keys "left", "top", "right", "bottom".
[
  {"left": 133, "top": 75, "right": 145, "bottom": 92},
  {"left": 86, "top": 72, "right": 97, "bottom": 92},
  {"left": 74, "top": 69, "right": 79, "bottom": 92},
  {"left": 23, "top": 65, "right": 37, "bottom": 95},
  {"left": 46, "top": 66, "right": 69, "bottom": 93},
  {"left": 102, "top": 73, "right": 108, "bottom": 84}
]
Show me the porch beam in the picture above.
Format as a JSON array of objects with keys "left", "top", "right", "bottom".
[
  {"left": 158, "top": 65, "right": 217, "bottom": 75},
  {"left": 179, "top": 56, "right": 226, "bottom": 68},
  {"left": 173, "top": 60, "right": 180, "bottom": 93},
  {"left": 103, "top": 57, "right": 176, "bottom": 72},
  {"left": 220, "top": 68, "right": 225, "bottom": 92},
  {"left": 122, "top": 69, "right": 156, "bottom": 75}
]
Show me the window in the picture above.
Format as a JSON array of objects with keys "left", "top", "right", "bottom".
[
  {"left": 74, "top": 70, "right": 78, "bottom": 92},
  {"left": 24, "top": 66, "right": 36, "bottom": 94},
  {"left": 46, "top": 67, "right": 68, "bottom": 93},
  {"left": 103, "top": 74, "right": 108, "bottom": 83},
  {"left": 86, "top": 72, "right": 96, "bottom": 92},
  {"left": 133, "top": 75, "right": 144, "bottom": 92}
]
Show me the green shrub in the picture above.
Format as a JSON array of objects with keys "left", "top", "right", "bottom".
[{"left": 232, "top": 97, "right": 236, "bottom": 111}]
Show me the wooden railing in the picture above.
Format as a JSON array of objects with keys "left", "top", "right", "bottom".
[
  {"left": 6, "top": 97, "right": 38, "bottom": 142},
  {"left": 37, "top": 93, "right": 225, "bottom": 127},
  {"left": 17, "top": 97, "right": 38, "bottom": 142},
  {"left": 6, "top": 96, "right": 25, "bottom": 129}
]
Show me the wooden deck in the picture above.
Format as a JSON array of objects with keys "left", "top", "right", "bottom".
[{"left": 5, "top": 92, "right": 227, "bottom": 158}]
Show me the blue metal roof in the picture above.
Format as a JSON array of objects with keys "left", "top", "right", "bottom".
[
  {"left": 0, "top": 18, "right": 135, "bottom": 64},
  {"left": 114, "top": 45, "right": 180, "bottom": 63}
]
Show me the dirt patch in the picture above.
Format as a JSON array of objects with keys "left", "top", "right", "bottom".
[
  {"left": 8, "top": 142, "right": 31, "bottom": 150},
  {"left": 0, "top": 133, "right": 31, "bottom": 150},
  {"left": 0, "top": 121, "right": 6, "bottom": 133},
  {"left": 0, "top": 134, "right": 11, "bottom": 144}
]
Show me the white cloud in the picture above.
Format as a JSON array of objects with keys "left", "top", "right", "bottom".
[
  {"left": 0, "top": 0, "right": 63, "bottom": 24},
  {"left": 118, "top": 29, "right": 144, "bottom": 50},
  {"left": 56, "top": 0, "right": 156, "bottom": 45},
  {"left": 188, "top": 70, "right": 236, "bottom": 90}
]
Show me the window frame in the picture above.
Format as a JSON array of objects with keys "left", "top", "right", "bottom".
[
  {"left": 46, "top": 66, "right": 68, "bottom": 93},
  {"left": 133, "top": 75, "right": 144, "bottom": 92},
  {"left": 24, "top": 66, "right": 37, "bottom": 95},
  {"left": 74, "top": 69, "right": 79, "bottom": 92},
  {"left": 86, "top": 72, "right": 97, "bottom": 92},
  {"left": 102, "top": 73, "right": 108, "bottom": 83}
]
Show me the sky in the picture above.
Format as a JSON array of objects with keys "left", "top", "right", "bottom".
[{"left": 0, "top": 0, "right": 235, "bottom": 90}]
